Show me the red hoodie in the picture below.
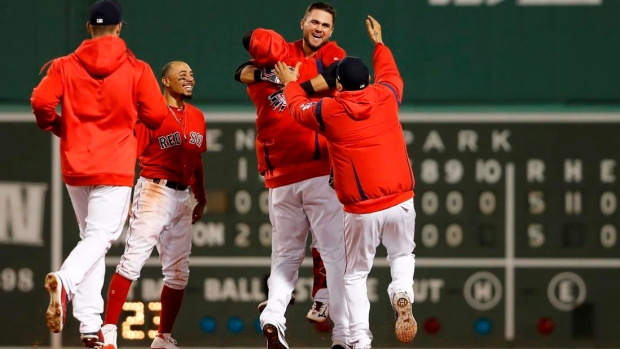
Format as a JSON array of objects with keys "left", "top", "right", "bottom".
[
  {"left": 31, "top": 36, "right": 167, "bottom": 187},
  {"left": 284, "top": 43, "right": 415, "bottom": 214}
]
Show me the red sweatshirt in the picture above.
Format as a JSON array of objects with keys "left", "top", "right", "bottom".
[
  {"left": 284, "top": 43, "right": 415, "bottom": 214},
  {"left": 246, "top": 31, "right": 345, "bottom": 188},
  {"left": 135, "top": 103, "right": 207, "bottom": 204},
  {"left": 31, "top": 36, "right": 167, "bottom": 187}
]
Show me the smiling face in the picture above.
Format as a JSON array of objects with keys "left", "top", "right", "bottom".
[
  {"left": 162, "top": 61, "right": 195, "bottom": 100},
  {"left": 300, "top": 9, "right": 334, "bottom": 56}
]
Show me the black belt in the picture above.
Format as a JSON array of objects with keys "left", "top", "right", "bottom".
[{"left": 152, "top": 178, "right": 188, "bottom": 191}]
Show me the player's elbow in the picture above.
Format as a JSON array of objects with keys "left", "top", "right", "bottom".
[
  {"left": 31, "top": 96, "right": 57, "bottom": 130},
  {"left": 31, "top": 94, "right": 53, "bottom": 113},
  {"left": 142, "top": 109, "right": 166, "bottom": 131}
]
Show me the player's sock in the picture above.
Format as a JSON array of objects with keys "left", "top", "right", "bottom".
[
  {"left": 311, "top": 248, "right": 328, "bottom": 298},
  {"left": 104, "top": 273, "right": 133, "bottom": 325},
  {"left": 158, "top": 285, "right": 185, "bottom": 334}
]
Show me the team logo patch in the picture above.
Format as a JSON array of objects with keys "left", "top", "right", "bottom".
[
  {"left": 301, "top": 102, "right": 316, "bottom": 111},
  {"left": 268, "top": 88, "right": 287, "bottom": 112}
]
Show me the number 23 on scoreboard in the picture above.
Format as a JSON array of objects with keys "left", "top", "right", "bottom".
[{"left": 120, "top": 301, "right": 161, "bottom": 340}]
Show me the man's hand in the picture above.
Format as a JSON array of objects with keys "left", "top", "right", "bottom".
[
  {"left": 192, "top": 202, "right": 206, "bottom": 224},
  {"left": 274, "top": 61, "right": 301, "bottom": 86},
  {"left": 365, "top": 15, "right": 383, "bottom": 45}
]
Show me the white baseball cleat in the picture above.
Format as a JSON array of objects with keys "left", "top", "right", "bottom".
[
  {"left": 393, "top": 291, "right": 417, "bottom": 343},
  {"left": 306, "top": 301, "right": 329, "bottom": 323},
  {"left": 151, "top": 333, "right": 179, "bottom": 349},
  {"left": 262, "top": 323, "right": 289, "bottom": 349},
  {"left": 101, "top": 324, "right": 118, "bottom": 349},
  {"left": 44, "top": 272, "right": 67, "bottom": 333}
]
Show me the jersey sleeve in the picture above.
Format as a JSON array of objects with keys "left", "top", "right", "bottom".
[
  {"left": 190, "top": 108, "right": 207, "bottom": 204},
  {"left": 134, "top": 119, "right": 151, "bottom": 157},
  {"left": 191, "top": 155, "right": 206, "bottom": 205},
  {"left": 318, "top": 42, "right": 346, "bottom": 68}
]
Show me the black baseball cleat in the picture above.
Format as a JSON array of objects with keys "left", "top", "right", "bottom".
[
  {"left": 331, "top": 340, "right": 352, "bottom": 349},
  {"left": 262, "top": 323, "right": 289, "bottom": 349}
]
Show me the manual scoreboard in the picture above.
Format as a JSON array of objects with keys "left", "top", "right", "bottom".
[{"left": 51, "top": 112, "right": 619, "bottom": 348}]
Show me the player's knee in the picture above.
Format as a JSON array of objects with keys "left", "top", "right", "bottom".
[
  {"left": 163, "top": 270, "right": 189, "bottom": 289},
  {"left": 116, "top": 265, "right": 141, "bottom": 281},
  {"left": 164, "top": 277, "right": 188, "bottom": 289}
]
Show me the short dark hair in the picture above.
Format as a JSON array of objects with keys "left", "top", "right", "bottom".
[
  {"left": 161, "top": 61, "right": 181, "bottom": 78},
  {"left": 304, "top": 2, "right": 336, "bottom": 25},
  {"left": 89, "top": 24, "right": 119, "bottom": 36}
]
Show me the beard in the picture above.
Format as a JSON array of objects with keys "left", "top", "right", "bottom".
[
  {"left": 303, "top": 35, "right": 326, "bottom": 53},
  {"left": 181, "top": 93, "right": 193, "bottom": 100}
]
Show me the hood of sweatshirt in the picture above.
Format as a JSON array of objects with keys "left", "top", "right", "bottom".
[
  {"left": 334, "top": 87, "right": 379, "bottom": 121},
  {"left": 74, "top": 36, "right": 129, "bottom": 77}
]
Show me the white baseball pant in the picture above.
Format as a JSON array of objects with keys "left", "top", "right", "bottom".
[
  {"left": 116, "top": 178, "right": 193, "bottom": 289},
  {"left": 260, "top": 175, "right": 350, "bottom": 344},
  {"left": 56, "top": 185, "right": 131, "bottom": 334},
  {"left": 343, "top": 198, "right": 416, "bottom": 348}
]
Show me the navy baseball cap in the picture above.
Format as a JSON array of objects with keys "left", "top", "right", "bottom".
[
  {"left": 336, "top": 56, "right": 370, "bottom": 91},
  {"left": 89, "top": 0, "right": 126, "bottom": 25}
]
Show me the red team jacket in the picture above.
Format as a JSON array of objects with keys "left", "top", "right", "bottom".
[
  {"left": 31, "top": 36, "right": 167, "bottom": 187},
  {"left": 246, "top": 31, "right": 345, "bottom": 188},
  {"left": 136, "top": 104, "right": 207, "bottom": 204},
  {"left": 284, "top": 43, "right": 415, "bottom": 214}
]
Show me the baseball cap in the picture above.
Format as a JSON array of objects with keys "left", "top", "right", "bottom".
[
  {"left": 89, "top": 0, "right": 126, "bottom": 25},
  {"left": 246, "top": 28, "right": 289, "bottom": 67},
  {"left": 336, "top": 57, "right": 370, "bottom": 91}
]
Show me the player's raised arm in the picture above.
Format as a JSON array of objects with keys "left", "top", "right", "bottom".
[{"left": 366, "top": 15, "right": 403, "bottom": 101}]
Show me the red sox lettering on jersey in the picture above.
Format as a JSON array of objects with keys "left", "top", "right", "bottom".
[
  {"left": 137, "top": 103, "right": 207, "bottom": 194},
  {"left": 158, "top": 131, "right": 204, "bottom": 149}
]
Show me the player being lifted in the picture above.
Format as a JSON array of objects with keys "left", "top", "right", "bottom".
[
  {"left": 99, "top": 61, "right": 207, "bottom": 349},
  {"left": 234, "top": 3, "right": 350, "bottom": 349}
]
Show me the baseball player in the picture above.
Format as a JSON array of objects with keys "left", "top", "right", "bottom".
[
  {"left": 234, "top": 3, "right": 350, "bottom": 349},
  {"left": 99, "top": 61, "right": 207, "bottom": 349},
  {"left": 31, "top": 0, "right": 167, "bottom": 346},
  {"left": 247, "top": 26, "right": 330, "bottom": 323},
  {"left": 257, "top": 247, "right": 329, "bottom": 323},
  {"left": 275, "top": 15, "right": 418, "bottom": 349}
]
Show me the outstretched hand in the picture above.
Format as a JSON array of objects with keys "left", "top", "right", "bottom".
[
  {"left": 273, "top": 61, "right": 301, "bottom": 86},
  {"left": 365, "top": 15, "right": 383, "bottom": 45}
]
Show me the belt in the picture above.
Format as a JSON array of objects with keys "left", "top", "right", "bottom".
[{"left": 150, "top": 178, "right": 188, "bottom": 191}]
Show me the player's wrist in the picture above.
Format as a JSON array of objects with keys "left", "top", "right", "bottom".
[{"left": 253, "top": 69, "right": 261, "bottom": 83}]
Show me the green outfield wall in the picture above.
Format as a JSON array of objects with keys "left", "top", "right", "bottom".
[{"left": 3, "top": 0, "right": 620, "bottom": 106}]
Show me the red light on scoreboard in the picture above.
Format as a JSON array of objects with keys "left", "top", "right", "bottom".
[
  {"left": 424, "top": 317, "right": 441, "bottom": 335},
  {"left": 537, "top": 317, "right": 555, "bottom": 335}
]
